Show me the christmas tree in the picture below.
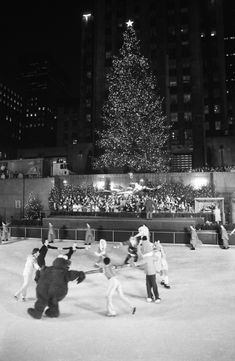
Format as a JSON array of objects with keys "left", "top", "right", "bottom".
[
  {"left": 24, "top": 192, "right": 43, "bottom": 220},
  {"left": 94, "top": 21, "right": 171, "bottom": 172}
]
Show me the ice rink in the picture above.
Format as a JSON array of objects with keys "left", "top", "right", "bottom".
[{"left": 0, "top": 239, "right": 235, "bottom": 361}]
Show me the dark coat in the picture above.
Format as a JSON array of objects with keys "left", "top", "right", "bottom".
[{"left": 27, "top": 257, "right": 85, "bottom": 319}]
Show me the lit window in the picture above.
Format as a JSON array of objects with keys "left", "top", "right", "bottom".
[
  {"left": 211, "top": 30, "right": 216, "bottom": 37},
  {"left": 184, "top": 112, "right": 192, "bottom": 121},
  {"left": 215, "top": 121, "right": 221, "bottom": 130},
  {"left": 182, "top": 75, "right": 190, "bottom": 83},
  {"left": 169, "top": 76, "right": 177, "bottom": 87},
  {"left": 183, "top": 94, "right": 191, "bottom": 103},
  {"left": 171, "top": 113, "right": 178, "bottom": 122}
]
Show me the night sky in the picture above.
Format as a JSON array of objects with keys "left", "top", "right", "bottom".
[{"left": 0, "top": 4, "right": 85, "bottom": 95}]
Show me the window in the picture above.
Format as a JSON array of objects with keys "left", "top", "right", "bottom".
[
  {"left": 170, "top": 95, "right": 177, "bottom": 104},
  {"left": 215, "top": 121, "right": 221, "bottom": 130},
  {"left": 184, "top": 129, "right": 192, "bottom": 140},
  {"left": 169, "top": 76, "right": 177, "bottom": 87},
  {"left": 182, "top": 75, "right": 190, "bottom": 83},
  {"left": 184, "top": 112, "right": 192, "bottom": 121},
  {"left": 171, "top": 112, "right": 178, "bottom": 122},
  {"left": 204, "top": 105, "right": 209, "bottom": 114},
  {"left": 86, "top": 114, "right": 91, "bottom": 122},
  {"left": 183, "top": 93, "right": 191, "bottom": 103}
]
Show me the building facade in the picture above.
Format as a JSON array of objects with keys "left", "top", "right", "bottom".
[{"left": 79, "top": 0, "right": 230, "bottom": 171}]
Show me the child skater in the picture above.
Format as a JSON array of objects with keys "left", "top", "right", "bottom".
[
  {"left": 101, "top": 256, "right": 136, "bottom": 317},
  {"left": 189, "top": 225, "right": 202, "bottom": 250},
  {"left": 94, "top": 239, "right": 107, "bottom": 267},
  {"left": 123, "top": 236, "right": 139, "bottom": 265},
  {"left": 14, "top": 248, "right": 40, "bottom": 301},
  {"left": 153, "top": 240, "right": 170, "bottom": 289}
]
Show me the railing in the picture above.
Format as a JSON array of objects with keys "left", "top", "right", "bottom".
[{"left": 3, "top": 226, "right": 222, "bottom": 245}]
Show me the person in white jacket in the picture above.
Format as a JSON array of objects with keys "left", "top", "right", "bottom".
[
  {"left": 134, "top": 224, "right": 150, "bottom": 242},
  {"left": 153, "top": 241, "right": 170, "bottom": 289},
  {"left": 14, "top": 248, "right": 40, "bottom": 301}
]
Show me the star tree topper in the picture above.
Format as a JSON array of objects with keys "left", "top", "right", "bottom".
[{"left": 126, "top": 19, "right": 134, "bottom": 27}]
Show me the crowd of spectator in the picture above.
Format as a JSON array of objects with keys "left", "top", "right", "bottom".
[{"left": 49, "top": 182, "right": 213, "bottom": 215}]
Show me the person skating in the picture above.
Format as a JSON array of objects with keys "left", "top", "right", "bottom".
[
  {"left": 122, "top": 236, "right": 139, "bottom": 265},
  {"left": 219, "top": 224, "right": 235, "bottom": 249},
  {"left": 134, "top": 250, "right": 161, "bottom": 303},
  {"left": 134, "top": 224, "right": 150, "bottom": 242},
  {"left": 94, "top": 239, "right": 107, "bottom": 267},
  {"left": 14, "top": 248, "right": 40, "bottom": 301},
  {"left": 100, "top": 256, "right": 136, "bottom": 317},
  {"left": 189, "top": 225, "right": 202, "bottom": 250},
  {"left": 27, "top": 255, "right": 85, "bottom": 319},
  {"left": 1, "top": 221, "right": 11, "bottom": 243},
  {"left": 153, "top": 240, "right": 171, "bottom": 289}
]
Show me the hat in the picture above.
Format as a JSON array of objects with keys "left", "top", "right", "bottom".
[{"left": 32, "top": 248, "right": 39, "bottom": 255}]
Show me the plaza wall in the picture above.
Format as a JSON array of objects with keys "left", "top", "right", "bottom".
[
  {"left": 0, "top": 178, "right": 55, "bottom": 220},
  {"left": 0, "top": 172, "right": 235, "bottom": 223}
]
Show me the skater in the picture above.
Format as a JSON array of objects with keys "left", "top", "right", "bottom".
[
  {"left": 101, "top": 256, "right": 136, "bottom": 317},
  {"left": 189, "top": 225, "right": 202, "bottom": 250},
  {"left": 94, "top": 239, "right": 107, "bottom": 267},
  {"left": 27, "top": 255, "right": 85, "bottom": 319},
  {"left": 34, "top": 239, "right": 61, "bottom": 282},
  {"left": 85, "top": 223, "right": 95, "bottom": 245},
  {"left": 219, "top": 225, "right": 235, "bottom": 249},
  {"left": 134, "top": 251, "right": 161, "bottom": 303},
  {"left": 14, "top": 248, "right": 40, "bottom": 301},
  {"left": 153, "top": 240, "right": 170, "bottom": 289},
  {"left": 48, "top": 222, "right": 56, "bottom": 243},
  {"left": 123, "top": 236, "right": 139, "bottom": 265},
  {"left": 135, "top": 224, "right": 150, "bottom": 242},
  {"left": 1, "top": 221, "right": 11, "bottom": 242},
  {"left": 139, "top": 235, "right": 153, "bottom": 258}
]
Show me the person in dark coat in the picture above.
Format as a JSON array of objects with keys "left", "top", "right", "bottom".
[{"left": 27, "top": 255, "right": 85, "bottom": 319}]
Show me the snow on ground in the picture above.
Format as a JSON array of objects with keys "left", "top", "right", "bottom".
[{"left": 0, "top": 239, "right": 235, "bottom": 361}]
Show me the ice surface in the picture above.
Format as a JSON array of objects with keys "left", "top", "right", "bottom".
[{"left": 0, "top": 239, "right": 235, "bottom": 361}]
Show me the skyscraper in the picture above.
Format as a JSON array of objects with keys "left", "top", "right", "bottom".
[{"left": 79, "top": 0, "right": 228, "bottom": 171}]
